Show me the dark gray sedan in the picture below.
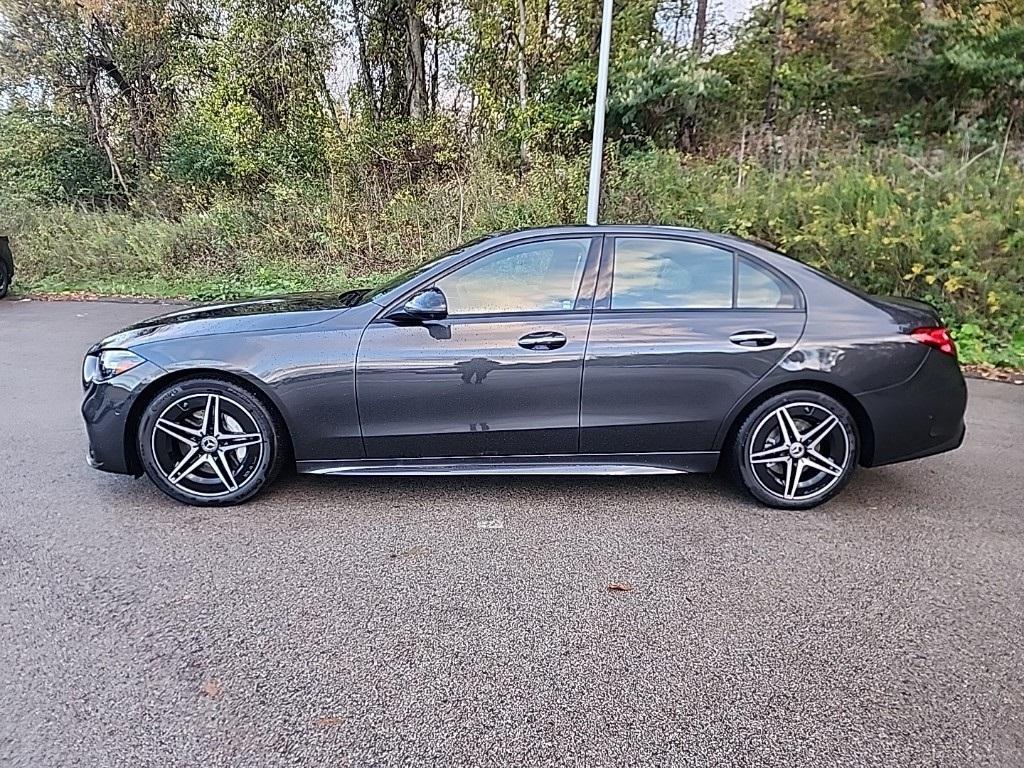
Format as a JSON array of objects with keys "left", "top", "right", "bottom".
[{"left": 81, "top": 226, "right": 967, "bottom": 509}]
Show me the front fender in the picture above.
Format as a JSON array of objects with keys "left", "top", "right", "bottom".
[{"left": 129, "top": 323, "right": 365, "bottom": 462}]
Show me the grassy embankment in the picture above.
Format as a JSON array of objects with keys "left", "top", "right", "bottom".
[{"left": 5, "top": 147, "right": 1022, "bottom": 367}]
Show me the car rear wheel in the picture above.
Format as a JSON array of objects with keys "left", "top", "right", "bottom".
[
  {"left": 137, "top": 377, "right": 284, "bottom": 506},
  {"left": 0, "top": 260, "right": 9, "bottom": 298},
  {"left": 733, "top": 390, "right": 858, "bottom": 509}
]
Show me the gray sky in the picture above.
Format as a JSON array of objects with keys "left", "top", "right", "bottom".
[{"left": 719, "top": 0, "right": 761, "bottom": 27}]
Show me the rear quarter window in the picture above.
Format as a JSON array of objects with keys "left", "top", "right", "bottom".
[{"left": 737, "top": 258, "right": 798, "bottom": 309}]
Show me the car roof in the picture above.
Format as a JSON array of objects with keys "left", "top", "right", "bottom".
[
  {"left": 490, "top": 224, "right": 778, "bottom": 252},
  {"left": 496, "top": 224, "right": 702, "bottom": 237}
]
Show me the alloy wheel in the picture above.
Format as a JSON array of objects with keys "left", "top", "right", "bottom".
[
  {"left": 150, "top": 393, "right": 265, "bottom": 498},
  {"left": 747, "top": 401, "right": 852, "bottom": 502}
]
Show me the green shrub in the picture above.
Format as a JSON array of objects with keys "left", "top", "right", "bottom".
[{"left": 0, "top": 110, "right": 111, "bottom": 203}]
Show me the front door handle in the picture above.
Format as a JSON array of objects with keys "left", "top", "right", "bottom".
[
  {"left": 518, "top": 331, "right": 567, "bottom": 350},
  {"left": 729, "top": 330, "right": 777, "bottom": 347}
]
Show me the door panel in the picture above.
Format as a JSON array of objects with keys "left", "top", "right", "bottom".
[
  {"left": 356, "top": 235, "right": 600, "bottom": 459},
  {"left": 580, "top": 235, "right": 806, "bottom": 455},
  {"left": 580, "top": 310, "right": 806, "bottom": 453},
  {"left": 357, "top": 313, "right": 592, "bottom": 457}
]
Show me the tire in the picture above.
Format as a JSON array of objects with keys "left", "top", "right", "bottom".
[
  {"left": 137, "top": 377, "right": 285, "bottom": 506},
  {"left": 732, "top": 390, "right": 859, "bottom": 510},
  {"left": 0, "top": 260, "right": 9, "bottom": 299}
]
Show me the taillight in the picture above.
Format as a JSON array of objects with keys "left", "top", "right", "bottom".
[{"left": 911, "top": 326, "right": 957, "bottom": 357}]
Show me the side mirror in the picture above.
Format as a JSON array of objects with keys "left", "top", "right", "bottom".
[{"left": 396, "top": 287, "right": 448, "bottom": 321}]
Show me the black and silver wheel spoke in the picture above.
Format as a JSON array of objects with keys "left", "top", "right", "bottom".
[
  {"left": 206, "top": 450, "right": 239, "bottom": 492},
  {"left": 201, "top": 394, "right": 221, "bottom": 436},
  {"left": 750, "top": 444, "right": 791, "bottom": 464},
  {"left": 748, "top": 402, "right": 851, "bottom": 502},
  {"left": 777, "top": 408, "right": 801, "bottom": 445},
  {"left": 217, "top": 432, "right": 263, "bottom": 450},
  {"left": 167, "top": 447, "right": 204, "bottom": 484},
  {"left": 155, "top": 418, "right": 201, "bottom": 447},
  {"left": 804, "top": 450, "right": 843, "bottom": 477},
  {"left": 150, "top": 392, "right": 265, "bottom": 498},
  {"left": 783, "top": 457, "right": 803, "bottom": 499},
  {"left": 802, "top": 414, "right": 839, "bottom": 450}
]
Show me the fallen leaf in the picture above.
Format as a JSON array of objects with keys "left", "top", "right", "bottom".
[
  {"left": 607, "top": 581, "right": 634, "bottom": 592},
  {"left": 314, "top": 715, "right": 345, "bottom": 727},
  {"left": 963, "top": 364, "right": 1024, "bottom": 384},
  {"left": 390, "top": 545, "right": 430, "bottom": 559},
  {"left": 200, "top": 678, "right": 221, "bottom": 698}
]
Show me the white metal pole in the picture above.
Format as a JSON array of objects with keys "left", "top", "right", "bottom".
[{"left": 586, "top": 0, "right": 614, "bottom": 225}]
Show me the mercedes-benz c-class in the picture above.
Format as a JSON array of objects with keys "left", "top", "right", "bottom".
[{"left": 82, "top": 226, "right": 967, "bottom": 508}]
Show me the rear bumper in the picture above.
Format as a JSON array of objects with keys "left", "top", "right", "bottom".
[
  {"left": 82, "top": 360, "right": 167, "bottom": 475},
  {"left": 858, "top": 349, "right": 968, "bottom": 467}
]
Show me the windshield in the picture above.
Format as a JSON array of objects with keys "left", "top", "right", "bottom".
[{"left": 364, "top": 234, "right": 500, "bottom": 304}]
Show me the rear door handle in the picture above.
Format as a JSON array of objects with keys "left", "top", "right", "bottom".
[
  {"left": 729, "top": 330, "right": 777, "bottom": 347},
  {"left": 518, "top": 331, "right": 567, "bottom": 350}
]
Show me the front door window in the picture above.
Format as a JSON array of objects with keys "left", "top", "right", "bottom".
[{"left": 435, "top": 238, "right": 591, "bottom": 315}]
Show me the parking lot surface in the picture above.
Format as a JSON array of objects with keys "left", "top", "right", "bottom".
[{"left": 1, "top": 298, "right": 1022, "bottom": 767}]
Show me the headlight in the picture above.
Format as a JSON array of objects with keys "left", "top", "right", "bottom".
[{"left": 84, "top": 349, "right": 146, "bottom": 384}]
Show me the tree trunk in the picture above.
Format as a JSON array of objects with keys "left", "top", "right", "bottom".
[
  {"left": 132, "top": 72, "right": 159, "bottom": 173},
  {"left": 516, "top": 0, "right": 529, "bottom": 168},
  {"left": 406, "top": 5, "right": 429, "bottom": 119},
  {"left": 84, "top": 59, "right": 129, "bottom": 199},
  {"left": 86, "top": 51, "right": 160, "bottom": 176},
  {"left": 430, "top": 2, "right": 440, "bottom": 111},
  {"left": 763, "top": 0, "right": 786, "bottom": 128},
  {"left": 351, "top": 0, "right": 379, "bottom": 122},
  {"left": 321, "top": 71, "right": 343, "bottom": 132},
  {"left": 691, "top": 0, "right": 708, "bottom": 57}
]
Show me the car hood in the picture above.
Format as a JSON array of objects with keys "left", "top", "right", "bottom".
[{"left": 95, "top": 290, "right": 367, "bottom": 350}]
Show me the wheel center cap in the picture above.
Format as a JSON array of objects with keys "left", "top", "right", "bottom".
[
  {"left": 200, "top": 436, "right": 220, "bottom": 453},
  {"left": 789, "top": 443, "right": 806, "bottom": 458}
]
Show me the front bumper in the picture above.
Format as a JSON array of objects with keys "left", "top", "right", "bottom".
[
  {"left": 82, "top": 360, "right": 167, "bottom": 475},
  {"left": 858, "top": 349, "right": 968, "bottom": 467}
]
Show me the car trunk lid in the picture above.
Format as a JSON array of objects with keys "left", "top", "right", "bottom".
[{"left": 868, "top": 295, "right": 943, "bottom": 329}]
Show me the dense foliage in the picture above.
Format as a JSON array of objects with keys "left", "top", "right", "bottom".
[{"left": 0, "top": 0, "right": 1022, "bottom": 365}]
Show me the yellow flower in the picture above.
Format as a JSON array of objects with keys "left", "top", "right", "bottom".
[{"left": 944, "top": 276, "right": 964, "bottom": 293}]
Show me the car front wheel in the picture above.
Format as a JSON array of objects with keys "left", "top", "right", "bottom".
[
  {"left": 733, "top": 390, "right": 859, "bottom": 509},
  {"left": 137, "top": 377, "right": 284, "bottom": 506}
]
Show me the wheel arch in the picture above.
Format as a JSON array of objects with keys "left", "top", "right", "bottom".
[
  {"left": 717, "top": 379, "right": 876, "bottom": 467},
  {"left": 123, "top": 368, "right": 295, "bottom": 475}
]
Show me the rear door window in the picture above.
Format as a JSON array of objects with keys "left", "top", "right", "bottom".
[{"left": 610, "top": 238, "right": 734, "bottom": 310}]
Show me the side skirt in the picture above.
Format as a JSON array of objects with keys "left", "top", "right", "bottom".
[{"left": 297, "top": 452, "right": 720, "bottom": 477}]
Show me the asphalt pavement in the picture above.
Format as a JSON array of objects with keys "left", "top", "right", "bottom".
[{"left": 1, "top": 298, "right": 1022, "bottom": 767}]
